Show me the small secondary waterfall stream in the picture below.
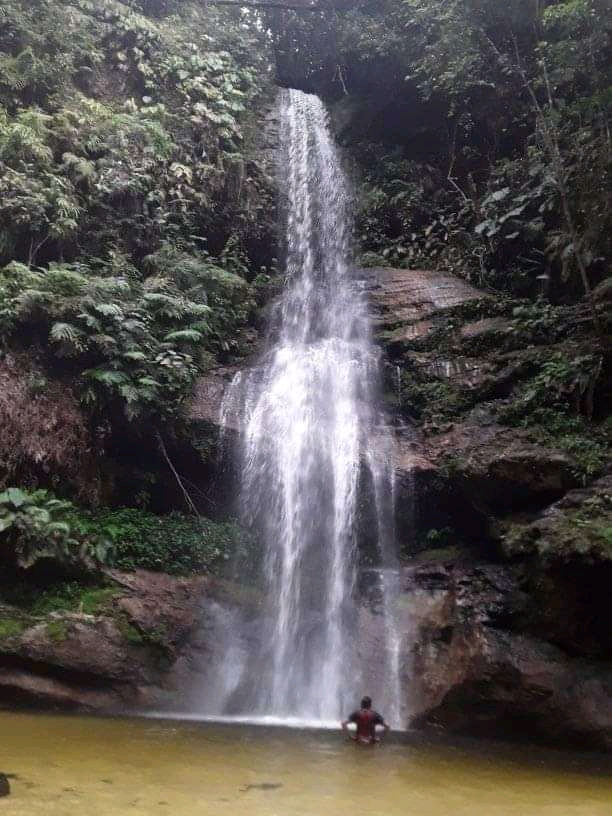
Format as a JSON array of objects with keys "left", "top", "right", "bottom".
[{"left": 206, "top": 89, "right": 402, "bottom": 726}]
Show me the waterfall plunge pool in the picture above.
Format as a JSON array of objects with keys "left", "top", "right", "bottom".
[{"left": 1, "top": 711, "right": 611, "bottom": 815}]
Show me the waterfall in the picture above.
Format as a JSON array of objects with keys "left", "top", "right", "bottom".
[{"left": 206, "top": 89, "right": 403, "bottom": 726}]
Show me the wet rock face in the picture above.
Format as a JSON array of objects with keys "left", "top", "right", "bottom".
[
  {"left": 424, "top": 423, "right": 579, "bottom": 514},
  {"left": 362, "top": 266, "right": 598, "bottom": 549},
  {"left": 361, "top": 267, "right": 486, "bottom": 336},
  {"left": 403, "top": 561, "right": 612, "bottom": 751},
  {"left": 190, "top": 369, "right": 238, "bottom": 430}
]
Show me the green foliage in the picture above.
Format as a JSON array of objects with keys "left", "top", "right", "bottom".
[
  {"left": 355, "top": 148, "right": 444, "bottom": 269},
  {"left": 0, "top": 616, "right": 28, "bottom": 639},
  {"left": 499, "top": 351, "right": 603, "bottom": 420},
  {"left": 0, "top": 487, "right": 113, "bottom": 570},
  {"left": 0, "top": 0, "right": 275, "bottom": 429},
  {"left": 117, "top": 618, "right": 145, "bottom": 644},
  {"left": 0, "top": 247, "right": 254, "bottom": 419},
  {"left": 69, "top": 507, "right": 240, "bottom": 575},
  {"left": 297, "top": 0, "right": 612, "bottom": 300},
  {"left": 0, "top": 0, "right": 274, "bottom": 263},
  {"left": 508, "top": 302, "right": 579, "bottom": 344},
  {"left": 0, "top": 487, "right": 239, "bottom": 578}
]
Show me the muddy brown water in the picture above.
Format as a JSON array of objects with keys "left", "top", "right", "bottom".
[{"left": 1, "top": 711, "right": 611, "bottom": 815}]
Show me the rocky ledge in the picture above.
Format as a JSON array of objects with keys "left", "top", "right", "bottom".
[
  {"left": 0, "top": 570, "right": 208, "bottom": 711},
  {"left": 403, "top": 557, "right": 612, "bottom": 751}
]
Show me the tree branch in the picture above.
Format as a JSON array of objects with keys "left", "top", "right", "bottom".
[{"left": 156, "top": 432, "right": 200, "bottom": 516}]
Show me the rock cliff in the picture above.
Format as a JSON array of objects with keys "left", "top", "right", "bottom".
[{"left": 364, "top": 266, "right": 610, "bottom": 750}]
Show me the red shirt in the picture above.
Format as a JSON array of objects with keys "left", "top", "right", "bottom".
[{"left": 348, "top": 708, "right": 385, "bottom": 744}]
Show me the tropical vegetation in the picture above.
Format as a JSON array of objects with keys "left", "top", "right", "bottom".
[{"left": 0, "top": 0, "right": 610, "bottom": 586}]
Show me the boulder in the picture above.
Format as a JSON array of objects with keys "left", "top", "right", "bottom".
[
  {"left": 0, "top": 773, "right": 9, "bottom": 797},
  {"left": 423, "top": 423, "right": 578, "bottom": 513},
  {"left": 4, "top": 616, "right": 141, "bottom": 681},
  {"left": 0, "top": 570, "right": 209, "bottom": 711},
  {"left": 403, "top": 562, "right": 612, "bottom": 750}
]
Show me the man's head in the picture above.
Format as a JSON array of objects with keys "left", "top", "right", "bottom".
[{"left": 360, "top": 696, "right": 372, "bottom": 709}]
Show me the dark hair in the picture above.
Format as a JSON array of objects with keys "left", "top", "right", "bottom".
[{"left": 361, "top": 696, "right": 372, "bottom": 709}]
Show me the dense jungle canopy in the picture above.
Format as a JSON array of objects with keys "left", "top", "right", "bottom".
[{"left": 0, "top": 0, "right": 610, "bottom": 582}]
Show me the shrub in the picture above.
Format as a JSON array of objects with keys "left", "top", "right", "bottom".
[
  {"left": 496, "top": 407, "right": 610, "bottom": 484},
  {"left": 69, "top": 507, "right": 240, "bottom": 574},
  {"left": 0, "top": 487, "right": 113, "bottom": 571}
]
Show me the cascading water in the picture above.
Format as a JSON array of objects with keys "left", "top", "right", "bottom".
[{"left": 204, "top": 89, "right": 403, "bottom": 726}]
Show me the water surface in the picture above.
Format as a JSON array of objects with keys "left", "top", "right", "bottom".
[{"left": 1, "top": 712, "right": 611, "bottom": 815}]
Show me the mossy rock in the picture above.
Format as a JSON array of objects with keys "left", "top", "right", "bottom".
[
  {"left": 0, "top": 617, "right": 28, "bottom": 640},
  {"left": 413, "top": 545, "right": 470, "bottom": 563},
  {"left": 502, "top": 474, "right": 612, "bottom": 563},
  {"left": 46, "top": 619, "right": 70, "bottom": 643}
]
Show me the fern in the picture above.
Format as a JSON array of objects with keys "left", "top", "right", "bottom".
[
  {"left": 50, "top": 321, "right": 86, "bottom": 352},
  {"left": 91, "top": 333, "right": 119, "bottom": 351},
  {"left": 122, "top": 349, "right": 147, "bottom": 361},
  {"left": 84, "top": 368, "right": 129, "bottom": 386},
  {"left": 138, "top": 376, "right": 160, "bottom": 388},
  {"left": 119, "top": 383, "right": 140, "bottom": 403},
  {"left": 163, "top": 328, "right": 203, "bottom": 343},
  {"left": 143, "top": 291, "right": 187, "bottom": 318},
  {"left": 78, "top": 312, "right": 103, "bottom": 331},
  {"left": 93, "top": 302, "right": 124, "bottom": 318}
]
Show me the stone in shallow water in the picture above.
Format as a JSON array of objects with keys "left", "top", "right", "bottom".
[
  {"left": 0, "top": 772, "right": 10, "bottom": 797},
  {"left": 239, "top": 782, "right": 283, "bottom": 792}
]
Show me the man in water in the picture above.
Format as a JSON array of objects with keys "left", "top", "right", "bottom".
[{"left": 341, "top": 696, "right": 390, "bottom": 745}]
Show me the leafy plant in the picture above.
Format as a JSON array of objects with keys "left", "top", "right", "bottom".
[
  {"left": 68, "top": 506, "right": 241, "bottom": 575},
  {"left": 500, "top": 351, "right": 603, "bottom": 420},
  {"left": 0, "top": 487, "right": 113, "bottom": 570},
  {"left": 0, "top": 248, "right": 254, "bottom": 420},
  {"left": 0, "top": 617, "right": 28, "bottom": 639}
]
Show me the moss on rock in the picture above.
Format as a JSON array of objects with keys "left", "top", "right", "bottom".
[{"left": 502, "top": 475, "right": 612, "bottom": 562}]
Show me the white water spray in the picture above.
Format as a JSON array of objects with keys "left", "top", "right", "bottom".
[{"left": 206, "top": 89, "right": 403, "bottom": 725}]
